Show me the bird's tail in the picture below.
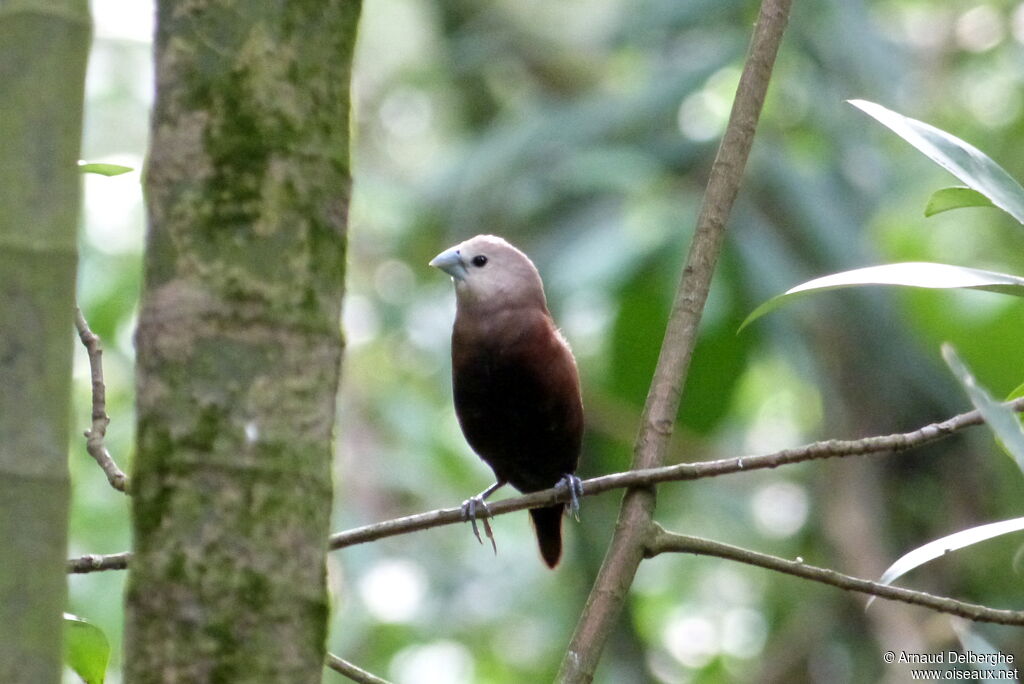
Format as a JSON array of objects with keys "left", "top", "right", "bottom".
[{"left": 529, "top": 504, "right": 564, "bottom": 568}]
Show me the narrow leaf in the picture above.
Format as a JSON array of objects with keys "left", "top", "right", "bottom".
[
  {"left": 925, "top": 186, "right": 995, "bottom": 217},
  {"left": 740, "top": 262, "right": 1024, "bottom": 331},
  {"left": 77, "top": 161, "right": 133, "bottom": 177},
  {"left": 994, "top": 382, "right": 1024, "bottom": 464},
  {"left": 869, "top": 516, "right": 1024, "bottom": 605},
  {"left": 63, "top": 613, "right": 109, "bottom": 684},
  {"left": 943, "top": 344, "right": 1024, "bottom": 476},
  {"left": 1007, "top": 382, "right": 1024, "bottom": 402},
  {"left": 850, "top": 100, "right": 1024, "bottom": 225},
  {"left": 951, "top": 621, "right": 1017, "bottom": 676}
]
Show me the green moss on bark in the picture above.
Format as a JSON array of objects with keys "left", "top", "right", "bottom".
[{"left": 126, "top": 1, "right": 360, "bottom": 682}]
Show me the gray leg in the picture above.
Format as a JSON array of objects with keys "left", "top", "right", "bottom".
[
  {"left": 461, "top": 481, "right": 504, "bottom": 554},
  {"left": 557, "top": 474, "right": 584, "bottom": 521}
]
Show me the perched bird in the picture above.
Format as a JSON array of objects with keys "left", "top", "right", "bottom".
[{"left": 430, "top": 234, "right": 584, "bottom": 568}]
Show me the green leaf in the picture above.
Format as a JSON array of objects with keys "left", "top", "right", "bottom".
[
  {"left": 739, "top": 262, "right": 1024, "bottom": 331},
  {"left": 63, "top": 613, "right": 109, "bottom": 684},
  {"left": 924, "top": 186, "right": 996, "bottom": 217},
  {"left": 869, "top": 516, "right": 1024, "bottom": 606},
  {"left": 866, "top": 351, "right": 1024, "bottom": 606},
  {"left": 943, "top": 344, "right": 1024, "bottom": 476},
  {"left": 1007, "top": 382, "right": 1024, "bottom": 402},
  {"left": 996, "top": 382, "right": 1024, "bottom": 463},
  {"left": 849, "top": 100, "right": 1024, "bottom": 225},
  {"left": 77, "top": 161, "right": 133, "bottom": 177}
]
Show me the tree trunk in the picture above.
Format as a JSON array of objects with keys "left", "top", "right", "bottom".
[
  {"left": 125, "top": 2, "right": 360, "bottom": 681},
  {"left": 0, "top": 1, "right": 90, "bottom": 681}
]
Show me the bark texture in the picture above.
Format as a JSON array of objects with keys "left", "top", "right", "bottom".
[
  {"left": 125, "top": 1, "right": 360, "bottom": 681},
  {"left": 0, "top": 1, "right": 90, "bottom": 681}
]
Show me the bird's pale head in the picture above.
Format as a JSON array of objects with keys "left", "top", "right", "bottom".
[{"left": 429, "top": 235, "right": 548, "bottom": 311}]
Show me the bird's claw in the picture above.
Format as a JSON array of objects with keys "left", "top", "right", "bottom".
[
  {"left": 558, "top": 474, "right": 584, "bottom": 522},
  {"left": 461, "top": 495, "right": 498, "bottom": 555}
]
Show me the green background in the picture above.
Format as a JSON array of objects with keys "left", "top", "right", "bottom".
[{"left": 70, "top": 0, "right": 1024, "bottom": 681}]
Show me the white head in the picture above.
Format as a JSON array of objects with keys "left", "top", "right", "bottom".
[{"left": 429, "top": 234, "right": 548, "bottom": 312}]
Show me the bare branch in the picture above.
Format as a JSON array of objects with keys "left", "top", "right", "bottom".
[
  {"left": 326, "top": 400, "right": 1016, "bottom": 551},
  {"left": 644, "top": 524, "right": 1024, "bottom": 626},
  {"left": 74, "top": 307, "right": 129, "bottom": 493},
  {"left": 66, "top": 551, "right": 130, "bottom": 574},
  {"left": 67, "top": 399, "right": 1021, "bottom": 575},
  {"left": 325, "top": 653, "right": 392, "bottom": 684},
  {"left": 559, "top": 0, "right": 795, "bottom": 679}
]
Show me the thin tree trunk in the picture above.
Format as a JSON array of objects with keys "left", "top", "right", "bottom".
[
  {"left": 0, "top": 1, "right": 91, "bottom": 682},
  {"left": 125, "top": 2, "right": 360, "bottom": 681},
  {"left": 558, "top": 1, "right": 792, "bottom": 679}
]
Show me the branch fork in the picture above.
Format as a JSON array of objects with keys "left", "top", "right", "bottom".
[{"left": 74, "top": 307, "right": 129, "bottom": 494}]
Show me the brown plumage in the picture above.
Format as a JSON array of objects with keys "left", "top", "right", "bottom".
[{"left": 430, "top": 235, "right": 584, "bottom": 568}]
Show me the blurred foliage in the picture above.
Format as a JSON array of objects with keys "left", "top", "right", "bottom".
[{"left": 70, "top": 0, "right": 1024, "bottom": 682}]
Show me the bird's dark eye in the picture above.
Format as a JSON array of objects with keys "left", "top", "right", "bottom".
[{"left": 471, "top": 255, "right": 488, "bottom": 268}]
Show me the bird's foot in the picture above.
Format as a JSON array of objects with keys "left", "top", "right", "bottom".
[
  {"left": 461, "top": 495, "right": 498, "bottom": 555},
  {"left": 557, "top": 474, "right": 584, "bottom": 521}
]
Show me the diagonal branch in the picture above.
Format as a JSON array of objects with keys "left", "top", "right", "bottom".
[
  {"left": 558, "top": 2, "right": 793, "bottom": 679},
  {"left": 68, "top": 399, "right": 1021, "bottom": 574},
  {"left": 644, "top": 524, "right": 1024, "bottom": 626},
  {"left": 325, "top": 653, "right": 392, "bottom": 684},
  {"left": 74, "top": 307, "right": 129, "bottom": 493}
]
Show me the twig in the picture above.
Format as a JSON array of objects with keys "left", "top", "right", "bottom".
[
  {"left": 74, "top": 307, "right": 129, "bottom": 493},
  {"left": 325, "top": 653, "right": 392, "bottom": 684},
  {"left": 66, "top": 399, "right": 1022, "bottom": 574},
  {"left": 557, "top": 2, "right": 791, "bottom": 679},
  {"left": 644, "top": 524, "right": 1024, "bottom": 626},
  {"left": 330, "top": 399, "right": 1019, "bottom": 549},
  {"left": 66, "top": 551, "right": 131, "bottom": 574}
]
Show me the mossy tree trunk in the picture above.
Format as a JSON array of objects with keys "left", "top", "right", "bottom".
[
  {"left": 0, "top": 1, "right": 90, "bottom": 682},
  {"left": 125, "top": 2, "right": 360, "bottom": 682}
]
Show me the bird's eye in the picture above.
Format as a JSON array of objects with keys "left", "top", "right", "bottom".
[{"left": 471, "top": 255, "right": 488, "bottom": 268}]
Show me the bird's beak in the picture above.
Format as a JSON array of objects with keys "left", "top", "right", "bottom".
[{"left": 429, "top": 246, "right": 468, "bottom": 281}]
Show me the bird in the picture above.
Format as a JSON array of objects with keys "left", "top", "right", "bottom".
[{"left": 430, "top": 234, "right": 584, "bottom": 568}]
